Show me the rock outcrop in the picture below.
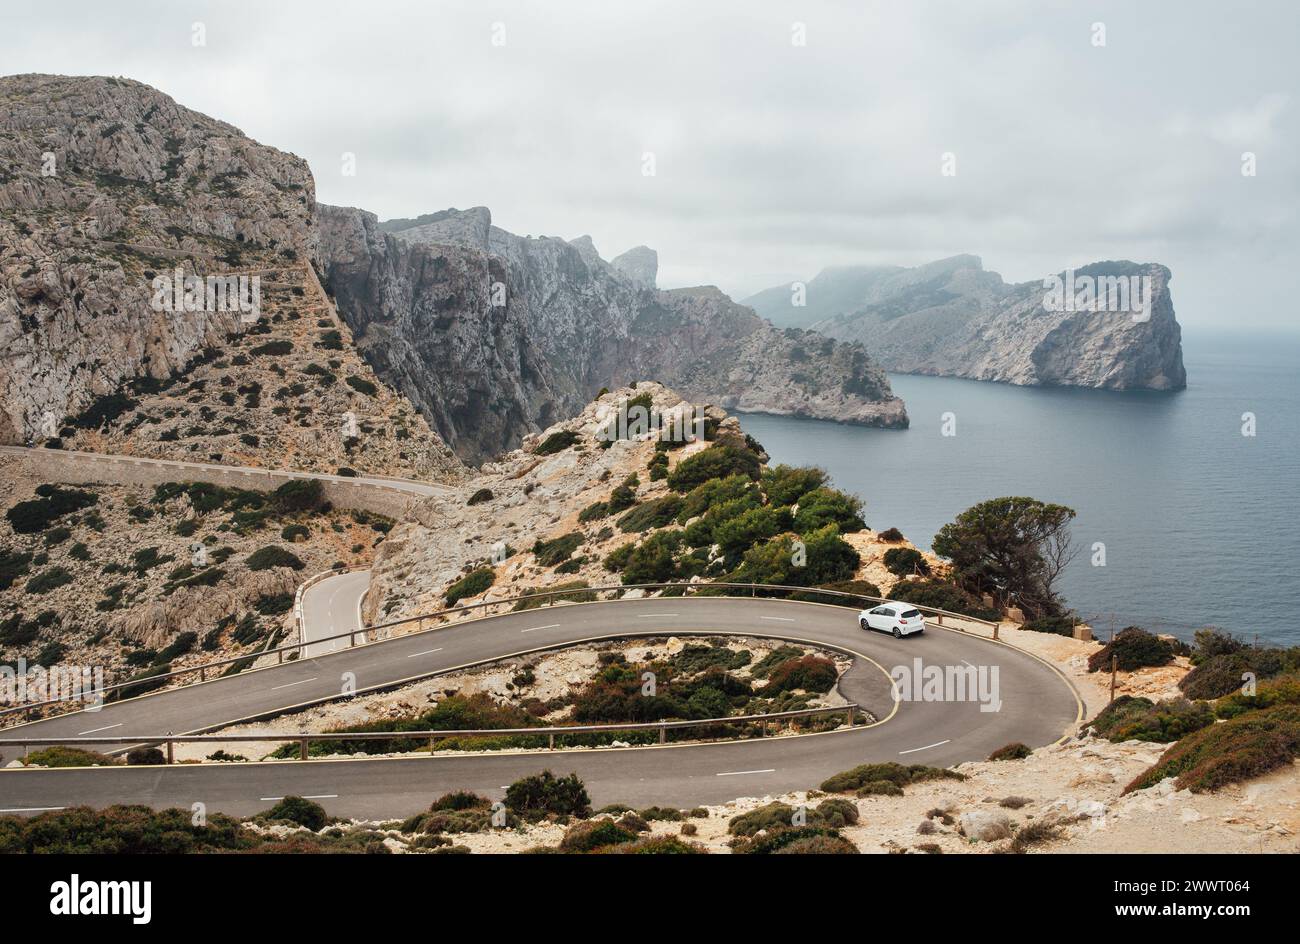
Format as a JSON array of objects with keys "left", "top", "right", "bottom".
[
  {"left": 0, "top": 75, "right": 462, "bottom": 478},
  {"left": 0, "top": 74, "right": 319, "bottom": 444},
  {"left": 746, "top": 256, "right": 1186, "bottom": 391},
  {"left": 318, "top": 205, "right": 907, "bottom": 462}
]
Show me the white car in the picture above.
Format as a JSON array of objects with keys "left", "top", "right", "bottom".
[{"left": 859, "top": 602, "right": 926, "bottom": 638}]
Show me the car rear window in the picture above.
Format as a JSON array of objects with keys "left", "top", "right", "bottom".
[{"left": 900, "top": 609, "right": 922, "bottom": 619}]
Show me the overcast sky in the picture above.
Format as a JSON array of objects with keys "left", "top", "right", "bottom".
[{"left": 3, "top": 0, "right": 1297, "bottom": 331}]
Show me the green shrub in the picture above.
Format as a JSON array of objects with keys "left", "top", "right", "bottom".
[
  {"left": 761, "top": 465, "right": 828, "bottom": 506},
  {"left": 1191, "top": 628, "right": 1245, "bottom": 664},
  {"left": 821, "top": 762, "right": 963, "bottom": 794},
  {"left": 25, "top": 566, "right": 74, "bottom": 594},
  {"left": 617, "top": 495, "right": 684, "bottom": 533},
  {"left": 536, "top": 429, "right": 580, "bottom": 455},
  {"left": 604, "top": 836, "right": 706, "bottom": 854},
  {"left": 345, "top": 375, "right": 377, "bottom": 396},
  {"left": 1023, "top": 615, "right": 1078, "bottom": 635},
  {"left": 532, "top": 532, "right": 583, "bottom": 567},
  {"left": 878, "top": 527, "right": 904, "bottom": 542},
  {"left": 504, "top": 771, "right": 591, "bottom": 820},
  {"left": 1179, "top": 646, "right": 1300, "bottom": 700},
  {"left": 765, "top": 656, "right": 837, "bottom": 694},
  {"left": 988, "top": 742, "right": 1033, "bottom": 760},
  {"left": 883, "top": 546, "right": 930, "bottom": 577},
  {"left": 158, "top": 631, "right": 198, "bottom": 661},
  {"left": 577, "top": 500, "right": 609, "bottom": 522},
  {"left": 273, "top": 478, "right": 325, "bottom": 513},
  {"left": 44, "top": 525, "right": 72, "bottom": 546},
  {"left": 250, "top": 340, "right": 293, "bottom": 357},
  {"left": 559, "top": 819, "right": 637, "bottom": 852},
  {"left": 0, "top": 549, "right": 33, "bottom": 590},
  {"left": 23, "top": 747, "right": 118, "bottom": 768},
  {"left": 445, "top": 566, "right": 495, "bottom": 606},
  {"left": 791, "top": 487, "right": 866, "bottom": 534},
  {"left": 667, "top": 445, "right": 761, "bottom": 492},
  {"left": 1087, "top": 627, "right": 1175, "bottom": 672},
  {"left": 126, "top": 747, "right": 166, "bottom": 766},
  {"left": 1125, "top": 704, "right": 1300, "bottom": 794},
  {"left": 261, "top": 796, "right": 329, "bottom": 831},
  {"left": 790, "top": 579, "right": 883, "bottom": 607},
  {"left": 1087, "top": 695, "right": 1215, "bottom": 743},
  {"left": 467, "top": 488, "right": 494, "bottom": 506},
  {"left": 246, "top": 545, "right": 305, "bottom": 571},
  {"left": 6, "top": 486, "right": 98, "bottom": 534},
  {"left": 281, "top": 523, "right": 310, "bottom": 542}
]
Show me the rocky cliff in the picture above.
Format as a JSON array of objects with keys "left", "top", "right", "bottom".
[
  {"left": 0, "top": 75, "right": 459, "bottom": 477},
  {"left": 746, "top": 256, "right": 1186, "bottom": 391},
  {"left": 318, "top": 205, "right": 907, "bottom": 462}
]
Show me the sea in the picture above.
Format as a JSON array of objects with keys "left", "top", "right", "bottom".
[{"left": 737, "top": 330, "right": 1300, "bottom": 645}]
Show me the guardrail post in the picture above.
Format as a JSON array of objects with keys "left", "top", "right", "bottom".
[
  {"left": 548, "top": 733, "right": 555, "bottom": 750},
  {"left": 299, "top": 737, "right": 309, "bottom": 760},
  {"left": 658, "top": 725, "right": 666, "bottom": 744},
  {"left": 199, "top": 665, "right": 205, "bottom": 682},
  {"left": 166, "top": 735, "right": 173, "bottom": 764},
  {"left": 846, "top": 705, "right": 856, "bottom": 726},
  {"left": 993, "top": 623, "right": 1000, "bottom": 641},
  {"left": 429, "top": 737, "right": 435, "bottom": 754},
  {"left": 349, "top": 630, "right": 356, "bottom": 647},
  {"left": 277, "top": 649, "right": 284, "bottom": 664},
  {"left": 936, "top": 614, "right": 943, "bottom": 625}
]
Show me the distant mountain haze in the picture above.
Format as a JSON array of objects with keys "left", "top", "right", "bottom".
[{"left": 746, "top": 256, "right": 1186, "bottom": 391}]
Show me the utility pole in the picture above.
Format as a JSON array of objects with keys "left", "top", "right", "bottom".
[{"left": 1110, "top": 654, "right": 1118, "bottom": 704}]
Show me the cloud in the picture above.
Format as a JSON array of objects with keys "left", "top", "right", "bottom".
[{"left": 2, "top": 0, "right": 1297, "bottom": 328}]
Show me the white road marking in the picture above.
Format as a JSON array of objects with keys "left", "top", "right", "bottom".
[
  {"left": 637, "top": 614, "right": 678, "bottom": 618},
  {"left": 961, "top": 660, "right": 975, "bottom": 668},
  {"left": 406, "top": 648, "right": 444, "bottom": 658},
  {"left": 760, "top": 616, "right": 795, "bottom": 622},
  {"left": 260, "top": 794, "right": 338, "bottom": 802},
  {"left": 716, "top": 768, "right": 776, "bottom": 777},
  {"left": 899, "top": 739, "right": 951, "bottom": 755},
  {"left": 77, "top": 722, "right": 122, "bottom": 735},
  {"left": 0, "top": 806, "right": 65, "bottom": 813},
  {"left": 520, "top": 624, "right": 560, "bottom": 634},
  {"left": 270, "top": 677, "right": 319, "bottom": 690}
]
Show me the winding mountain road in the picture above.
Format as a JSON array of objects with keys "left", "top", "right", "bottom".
[{"left": 0, "top": 579, "right": 1081, "bottom": 817}]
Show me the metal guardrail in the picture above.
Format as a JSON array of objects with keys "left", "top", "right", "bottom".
[
  {"left": 0, "top": 704, "right": 860, "bottom": 762},
  {"left": 0, "top": 580, "right": 997, "bottom": 722}
]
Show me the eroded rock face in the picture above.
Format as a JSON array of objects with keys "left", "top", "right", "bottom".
[
  {"left": 747, "top": 256, "right": 1187, "bottom": 391},
  {"left": 318, "top": 205, "right": 907, "bottom": 463},
  {"left": 0, "top": 74, "right": 319, "bottom": 444}
]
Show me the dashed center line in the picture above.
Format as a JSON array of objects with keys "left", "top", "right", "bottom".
[
  {"left": 520, "top": 624, "right": 560, "bottom": 634},
  {"left": 760, "top": 616, "right": 795, "bottom": 622},
  {"left": 77, "top": 722, "right": 122, "bottom": 735},
  {"left": 899, "top": 739, "right": 950, "bottom": 755},
  {"left": 637, "top": 614, "right": 678, "bottom": 618},
  {"left": 260, "top": 794, "right": 338, "bottom": 802},
  {"left": 270, "top": 677, "right": 319, "bottom": 690},
  {"left": 406, "top": 648, "right": 444, "bottom": 658},
  {"left": 716, "top": 768, "right": 776, "bottom": 777}
]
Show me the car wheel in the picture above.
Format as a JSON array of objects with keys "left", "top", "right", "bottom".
[
  {"left": 892, "top": 627, "right": 902, "bottom": 638},
  {"left": 859, "top": 618, "right": 869, "bottom": 631}
]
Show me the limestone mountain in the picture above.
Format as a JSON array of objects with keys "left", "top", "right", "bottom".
[
  {"left": 0, "top": 74, "right": 460, "bottom": 477},
  {"left": 317, "top": 204, "right": 907, "bottom": 463},
  {"left": 745, "top": 255, "right": 1186, "bottom": 391}
]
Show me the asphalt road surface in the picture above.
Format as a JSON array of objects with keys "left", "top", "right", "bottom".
[
  {"left": 299, "top": 570, "right": 370, "bottom": 658},
  {"left": 0, "top": 591, "right": 1081, "bottom": 818}
]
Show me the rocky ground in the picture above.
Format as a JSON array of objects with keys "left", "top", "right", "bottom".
[
  {"left": 55, "top": 263, "right": 463, "bottom": 481},
  {"left": 0, "top": 457, "right": 390, "bottom": 686}
]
